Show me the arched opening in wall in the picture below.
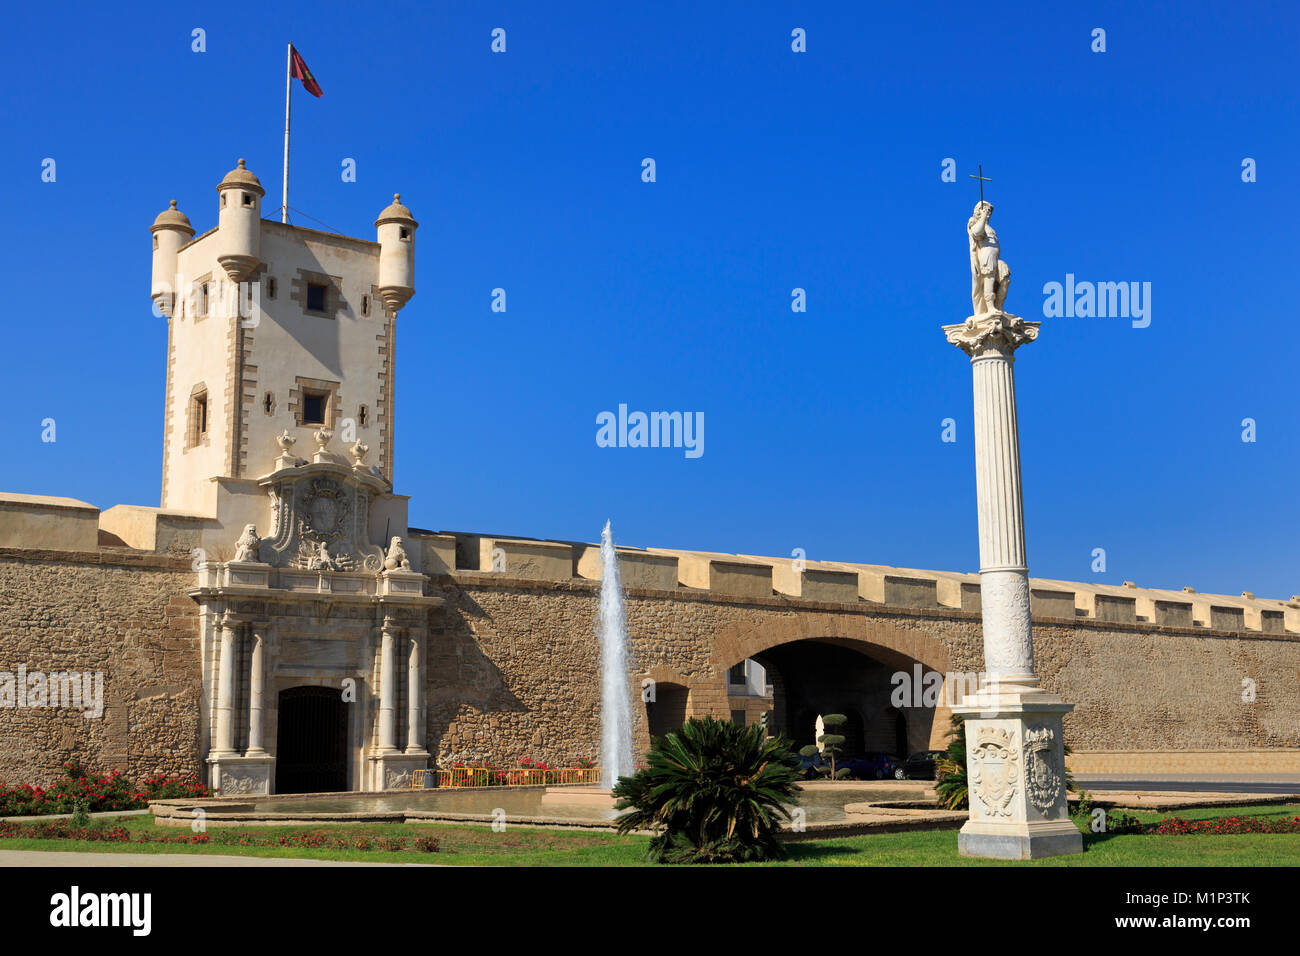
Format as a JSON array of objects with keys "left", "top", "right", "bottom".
[
  {"left": 727, "top": 638, "right": 937, "bottom": 762},
  {"left": 275, "top": 686, "right": 349, "bottom": 794},
  {"left": 645, "top": 682, "right": 689, "bottom": 740}
]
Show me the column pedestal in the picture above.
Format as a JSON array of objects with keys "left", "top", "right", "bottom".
[
  {"left": 953, "top": 690, "right": 1081, "bottom": 859},
  {"left": 207, "top": 753, "right": 275, "bottom": 796},
  {"left": 366, "top": 753, "right": 429, "bottom": 791}
]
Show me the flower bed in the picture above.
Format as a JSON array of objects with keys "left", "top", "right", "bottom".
[
  {"left": 1147, "top": 814, "right": 1300, "bottom": 835},
  {"left": 0, "top": 761, "right": 210, "bottom": 816},
  {"left": 0, "top": 818, "right": 438, "bottom": 853}
]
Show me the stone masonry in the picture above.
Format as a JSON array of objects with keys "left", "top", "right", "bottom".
[{"left": 5, "top": 535, "right": 1297, "bottom": 788}]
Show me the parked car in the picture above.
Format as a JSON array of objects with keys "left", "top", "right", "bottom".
[
  {"left": 794, "top": 752, "right": 859, "bottom": 780},
  {"left": 894, "top": 750, "right": 947, "bottom": 780},
  {"left": 840, "top": 752, "right": 898, "bottom": 780}
]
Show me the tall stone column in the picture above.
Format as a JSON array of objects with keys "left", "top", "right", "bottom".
[
  {"left": 405, "top": 631, "right": 424, "bottom": 754},
  {"left": 951, "top": 317, "right": 1039, "bottom": 691},
  {"left": 247, "top": 625, "right": 268, "bottom": 755},
  {"left": 942, "top": 198, "right": 1082, "bottom": 860},
  {"left": 378, "top": 614, "right": 398, "bottom": 753},
  {"left": 212, "top": 614, "right": 239, "bottom": 756}
]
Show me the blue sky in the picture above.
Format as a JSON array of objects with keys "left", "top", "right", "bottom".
[{"left": 3, "top": 1, "right": 1297, "bottom": 598}]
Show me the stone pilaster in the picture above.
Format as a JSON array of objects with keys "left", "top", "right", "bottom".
[{"left": 943, "top": 310, "right": 1082, "bottom": 859}]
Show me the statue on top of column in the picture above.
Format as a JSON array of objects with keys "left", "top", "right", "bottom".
[{"left": 968, "top": 200, "right": 1011, "bottom": 315}]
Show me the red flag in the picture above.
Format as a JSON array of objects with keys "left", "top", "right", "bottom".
[{"left": 290, "top": 44, "right": 323, "bottom": 97}]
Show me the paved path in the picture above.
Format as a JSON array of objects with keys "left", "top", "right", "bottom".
[{"left": 0, "top": 849, "right": 430, "bottom": 867}]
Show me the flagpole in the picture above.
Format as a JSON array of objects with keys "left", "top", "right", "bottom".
[{"left": 282, "top": 42, "right": 292, "bottom": 223}]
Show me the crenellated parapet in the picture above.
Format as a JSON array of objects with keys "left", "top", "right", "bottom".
[{"left": 396, "top": 528, "right": 1300, "bottom": 637}]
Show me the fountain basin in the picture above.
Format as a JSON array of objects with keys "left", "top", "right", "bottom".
[{"left": 540, "top": 785, "right": 619, "bottom": 809}]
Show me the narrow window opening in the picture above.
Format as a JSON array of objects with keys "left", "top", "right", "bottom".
[
  {"left": 361, "top": 294, "right": 370, "bottom": 317},
  {"left": 262, "top": 391, "right": 275, "bottom": 416},
  {"left": 266, "top": 276, "right": 277, "bottom": 299},
  {"left": 357, "top": 404, "right": 369, "bottom": 428},
  {"left": 188, "top": 389, "right": 210, "bottom": 449}
]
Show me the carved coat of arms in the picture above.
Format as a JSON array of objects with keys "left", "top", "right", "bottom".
[
  {"left": 262, "top": 465, "right": 386, "bottom": 572},
  {"left": 1024, "top": 725, "right": 1062, "bottom": 816},
  {"left": 969, "top": 726, "right": 1019, "bottom": 817}
]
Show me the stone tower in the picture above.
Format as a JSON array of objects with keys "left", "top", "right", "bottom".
[
  {"left": 142, "top": 161, "right": 438, "bottom": 796},
  {"left": 150, "top": 161, "right": 418, "bottom": 520}
]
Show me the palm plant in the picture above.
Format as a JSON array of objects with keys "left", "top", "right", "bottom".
[
  {"left": 934, "top": 712, "right": 968, "bottom": 810},
  {"left": 612, "top": 716, "right": 803, "bottom": 863}
]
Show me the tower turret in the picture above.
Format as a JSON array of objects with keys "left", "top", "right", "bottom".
[
  {"left": 215, "top": 159, "right": 265, "bottom": 281},
  {"left": 150, "top": 200, "right": 194, "bottom": 316},
  {"left": 374, "top": 193, "right": 417, "bottom": 313}
]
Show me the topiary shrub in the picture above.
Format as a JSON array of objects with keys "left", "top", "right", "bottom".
[{"left": 798, "top": 713, "right": 851, "bottom": 780}]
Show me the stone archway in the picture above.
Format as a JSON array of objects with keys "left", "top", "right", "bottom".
[{"left": 709, "top": 613, "right": 954, "bottom": 757}]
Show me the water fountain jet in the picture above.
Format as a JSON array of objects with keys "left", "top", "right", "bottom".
[{"left": 597, "top": 519, "right": 635, "bottom": 789}]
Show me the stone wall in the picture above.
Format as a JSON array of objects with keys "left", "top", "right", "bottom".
[
  {"left": 0, "top": 549, "right": 201, "bottom": 788},
  {"left": 2, "top": 550, "right": 1299, "bottom": 788},
  {"left": 431, "top": 575, "right": 1300, "bottom": 769}
]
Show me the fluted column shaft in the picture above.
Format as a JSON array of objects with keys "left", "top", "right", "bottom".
[
  {"left": 405, "top": 632, "right": 424, "bottom": 753},
  {"left": 379, "top": 617, "right": 398, "bottom": 752},
  {"left": 945, "top": 313, "right": 1041, "bottom": 691},
  {"left": 214, "top": 616, "right": 239, "bottom": 755},
  {"left": 247, "top": 627, "right": 267, "bottom": 754},
  {"left": 971, "top": 348, "right": 1035, "bottom": 687}
]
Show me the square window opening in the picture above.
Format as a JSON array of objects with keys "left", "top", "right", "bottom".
[
  {"left": 306, "top": 283, "right": 328, "bottom": 313},
  {"left": 301, "top": 390, "right": 328, "bottom": 426}
]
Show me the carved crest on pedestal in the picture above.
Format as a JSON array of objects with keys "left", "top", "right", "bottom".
[
  {"left": 1023, "top": 725, "right": 1062, "bottom": 815},
  {"left": 970, "top": 726, "right": 1019, "bottom": 817}
]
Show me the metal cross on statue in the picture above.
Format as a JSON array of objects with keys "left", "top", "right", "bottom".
[{"left": 969, "top": 164, "right": 992, "bottom": 202}]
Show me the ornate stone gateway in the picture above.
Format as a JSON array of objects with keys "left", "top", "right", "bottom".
[{"left": 192, "top": 446, "right": 443, "bottom": 796}]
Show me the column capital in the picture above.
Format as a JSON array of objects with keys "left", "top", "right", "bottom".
[{"left": 943, "top": 311, "right": 1040, "bottom": 358}]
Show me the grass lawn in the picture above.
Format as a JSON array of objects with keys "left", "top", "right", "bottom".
[{"left": 3, "top": 802, "right": 1297, "bottom": 866}]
